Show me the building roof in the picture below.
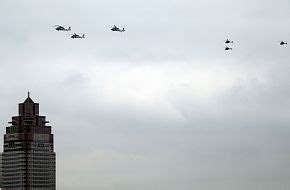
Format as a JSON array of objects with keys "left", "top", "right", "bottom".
[{"left": 24, "top": 92, "right": 34, "bottom": 104}]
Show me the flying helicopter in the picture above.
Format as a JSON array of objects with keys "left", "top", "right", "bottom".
[
  {"left": 70, "top": 33, "right": 85, "bottom": 39},
  {"left": 225, "top": 39, "right": 233, "bottom": 44},
  {"left": 280, "top": 40, "right": 287, "bottom": 45},
  {"left": 225, "top": 46, "right": 232, "bottom": 51},
  {"left": 111, "top": 25, "right": 125, "bottom": 32},
  {"left": 54, "top": 25, "right": 71, "bottom": 31}
]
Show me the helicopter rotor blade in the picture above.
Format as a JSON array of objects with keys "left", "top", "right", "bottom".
[{"left": 109, "top": 25, "right": 125, "bottom": 27}]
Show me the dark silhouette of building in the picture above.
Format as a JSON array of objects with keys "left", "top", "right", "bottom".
[{"left": 1, "top": 93, "right": 56, "bottom": 190}]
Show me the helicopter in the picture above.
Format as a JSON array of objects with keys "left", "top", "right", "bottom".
[
  {"left": 111, "top": 25, "right": 125, "bottom": 32},
  {"left": 225, "top": 46, "right": 232, "bottom": 51},
  {"left": 54, "top": 25, "right": 71, "bottom": 31},
  {"left": 280, "top": 40, "right": 287, "bottom": 45},
  {"left": 225, "top": 39, "right": 233, "bottom": 44},
  {"left": 70, "top": 33, "right": 85, "bottom": 39}
]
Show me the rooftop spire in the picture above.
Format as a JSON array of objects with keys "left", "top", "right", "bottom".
[
  {"left": 24, "top": 92, "right": 34, "bottom": 104},
  {"left": 20, "top": 92, "right": 39, "bottom": 116}
]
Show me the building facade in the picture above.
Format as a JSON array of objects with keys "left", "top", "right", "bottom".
[{"left": 1, "top": 94, "right": 56, "bottom": 190}]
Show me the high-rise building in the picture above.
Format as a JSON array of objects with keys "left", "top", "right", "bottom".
[{"left": 1, "top": 94, "right": 56, "bottom": 190}]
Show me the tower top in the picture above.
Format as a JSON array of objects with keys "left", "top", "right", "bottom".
[
  {"left": 24, "top": 91, "right": 34, "bottom": 103},
  {"left": 19, "top": 93, "right": 38, "bottom": 116}
]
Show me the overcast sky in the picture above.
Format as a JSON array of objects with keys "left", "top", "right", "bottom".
[{"left": 1, "top": 0, "right": 290, "bottom": 189}]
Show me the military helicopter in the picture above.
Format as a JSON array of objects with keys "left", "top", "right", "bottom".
[
  {"left": 111, "top": 25, "right": 125, "bottom": 32},
  {"left": 54, "top": 25, "right": 71, "bottom": 31},
  {"left": 225, "top": 39, "right": 233, "bottom": 44},
  {"left": 70, "top": 33, "right": 85, "bottom": 39},
  {"left": 280, "top": 40, "right": 287, "bottom": 45},
  {"left": 225, "top": 46, "right": 232, "bottom": 51}
]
